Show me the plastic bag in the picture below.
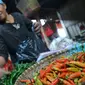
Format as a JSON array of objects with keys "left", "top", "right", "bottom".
[{"left": 49, "top": 37, "right": 74, "bottom": 51}]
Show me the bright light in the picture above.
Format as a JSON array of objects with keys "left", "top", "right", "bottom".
[
  {"left": 40, "top": 19, "right": 46, "bottom": 26},
  {"left": 57, "top": 28, "right": 67, "bottom": 38},
  {"left": 31, "top": 20, "right": 37, "bottom": 23}
]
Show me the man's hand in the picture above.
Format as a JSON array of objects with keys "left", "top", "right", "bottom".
[
  {"left": 0, "top": 68, "right": 5, "bottom": 78},
  {"left": 0, "top": 56, "right": 6, "bottom": 67},
  {"left": 0, "top": 56, "right": 10, "bottom": 78},
  {"left": 0, "top": 68, "right": 10, "bottom": 78},
  {"left": 34, "top": 22, "right": 41, "bottom": 34}
]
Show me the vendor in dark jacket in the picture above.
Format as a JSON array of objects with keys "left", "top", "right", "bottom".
[{"left": 0, "top": 0, "right": 48, "bottom": 69}]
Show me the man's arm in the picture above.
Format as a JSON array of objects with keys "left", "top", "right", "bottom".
[
  {"left": 0, "top": 36, "right": 8, "bottom": 67},
  {"left": 20, "top": 13, "right": 41, "bottom": 34},
  {"left": 19, "top": 13, "right": 33, "bottom": 31},
  {"left": 15, "top": 12, "right": 42, "bottom": 36}
]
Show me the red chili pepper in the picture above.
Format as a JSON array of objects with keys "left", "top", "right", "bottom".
[
  {"left": 78, "top": 76, "right": 85, "bottom": 82},
  {"left": 20, "top": 80, "right": 31, "bottom": 83},
  {"left": 3, "top": 60, "right": 14, "bottom": 71},
  {"left": 56, "top": 59, "right": 68, "bottom": 63},
  {"left": 9, "top": 60, "right": 14, "bottom": 71},
  {"left": 27, "top": 84, "right": 33, "bottom": 85},
  {"left": 60, "top": 79, "right": 72, "bottom": 85},
  {"left": 58, "top": 72, "right": 67, "bottom": 78},
  {"left": 80, "top": 57, "right": 83, "bottom": 62},
  {"left": 82, "top": 69, "right": 85, "bottom": 72},
  {"left": 57, "top": 73, "right": 60, "bottom": 76},
  {"left": 77, "top": 53, "right": 84, "bottom": 60},
  {"left": 50, "top": 79, "right": 59, "bottom": 85},
  {"left": 46, "top": 64, "right": 53, "bottom": 73},
  {"left": 31, "top": 79, "right": 35, "bottom": 83},
  {"left": 63, "top": 63, "right": 67, "bottom": 68},
  {"left": 54, "top": 63, "right": 63, "bottom": 68},
  {"left": 3, "top": 64, "right": 8, "bottom": 71},
  {"left": 40, "top": 77, "right": 49, "bottom": 85},
  {"left": 69, "top": 72, "right": 81, "bottom": 79},
  {"left": 40, "top": 64, "right": 53, "bottom": 78},
  {"left": 40, "top": 69, "right": 46, "bottom": 78},
  {"left": 20, "top": 79, "right": 34, "bottom": 83},
  {"left": 68, "top": 79, "right": 75, "bottom": 85},
  {"left": 60, "top": 68, "right": 68, "bottom": 72}
]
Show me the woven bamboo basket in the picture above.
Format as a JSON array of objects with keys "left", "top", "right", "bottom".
[
  {"left": 15, "top": 43, "right": 85, "bottom": 85},
  {"left": 14, "top": 49, "right": 72, "bottom": 85}
]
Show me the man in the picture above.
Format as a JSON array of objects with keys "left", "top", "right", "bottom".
[{"left": 0, "top": 0, "right": 48, "bottom": 68}]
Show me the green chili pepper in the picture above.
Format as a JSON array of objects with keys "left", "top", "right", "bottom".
[
  {"left": 74, "top": 78, "right": 79, "bottom": 83},
  {"left": 67, "top": 67, "right": 80, "bottom": 72},
  {"left": 73, "top": 56, "right": 77, "bottom": 60},
  {"left": 35, "top": 78, "right": 43, "bottom": 85},
  {"left": 53, "top": 71, "right": 57, "bottom": 78},
  {"left": 78, "top": 82, "right": 82, "bottom": 85},
  {"left": 69, "top": 61, "right": 85, "bottom": 68}
]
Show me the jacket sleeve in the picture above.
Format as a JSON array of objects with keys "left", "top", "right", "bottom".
[
  {"left": 0, "top": 36, "right": 8, "bottom": 62},
  {"left": 23, "top": 16, "right": 33, "bottom": 32},
  {"left": 12, "top": 12, "right": 33, "bottom": 31}
]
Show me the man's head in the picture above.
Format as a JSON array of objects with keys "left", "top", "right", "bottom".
[{"left": 0, "top": 0, "right": 7, "bottom": 23}]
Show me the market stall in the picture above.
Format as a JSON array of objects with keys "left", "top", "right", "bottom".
[{"left": 1, "top": 0, "right": 85, "bottom": 85}]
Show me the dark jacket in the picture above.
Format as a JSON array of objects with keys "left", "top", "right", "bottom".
[{"left": 0, "top": 12, "right": 48, "bottom": 63}]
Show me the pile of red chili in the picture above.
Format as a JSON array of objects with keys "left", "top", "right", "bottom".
[{"left": 20, "top": 52, "right": 85, "bottom": 85}]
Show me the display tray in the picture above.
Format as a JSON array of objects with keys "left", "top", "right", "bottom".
[{"left": 14, "top": 49, "right": 73, "bottom": 85}]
